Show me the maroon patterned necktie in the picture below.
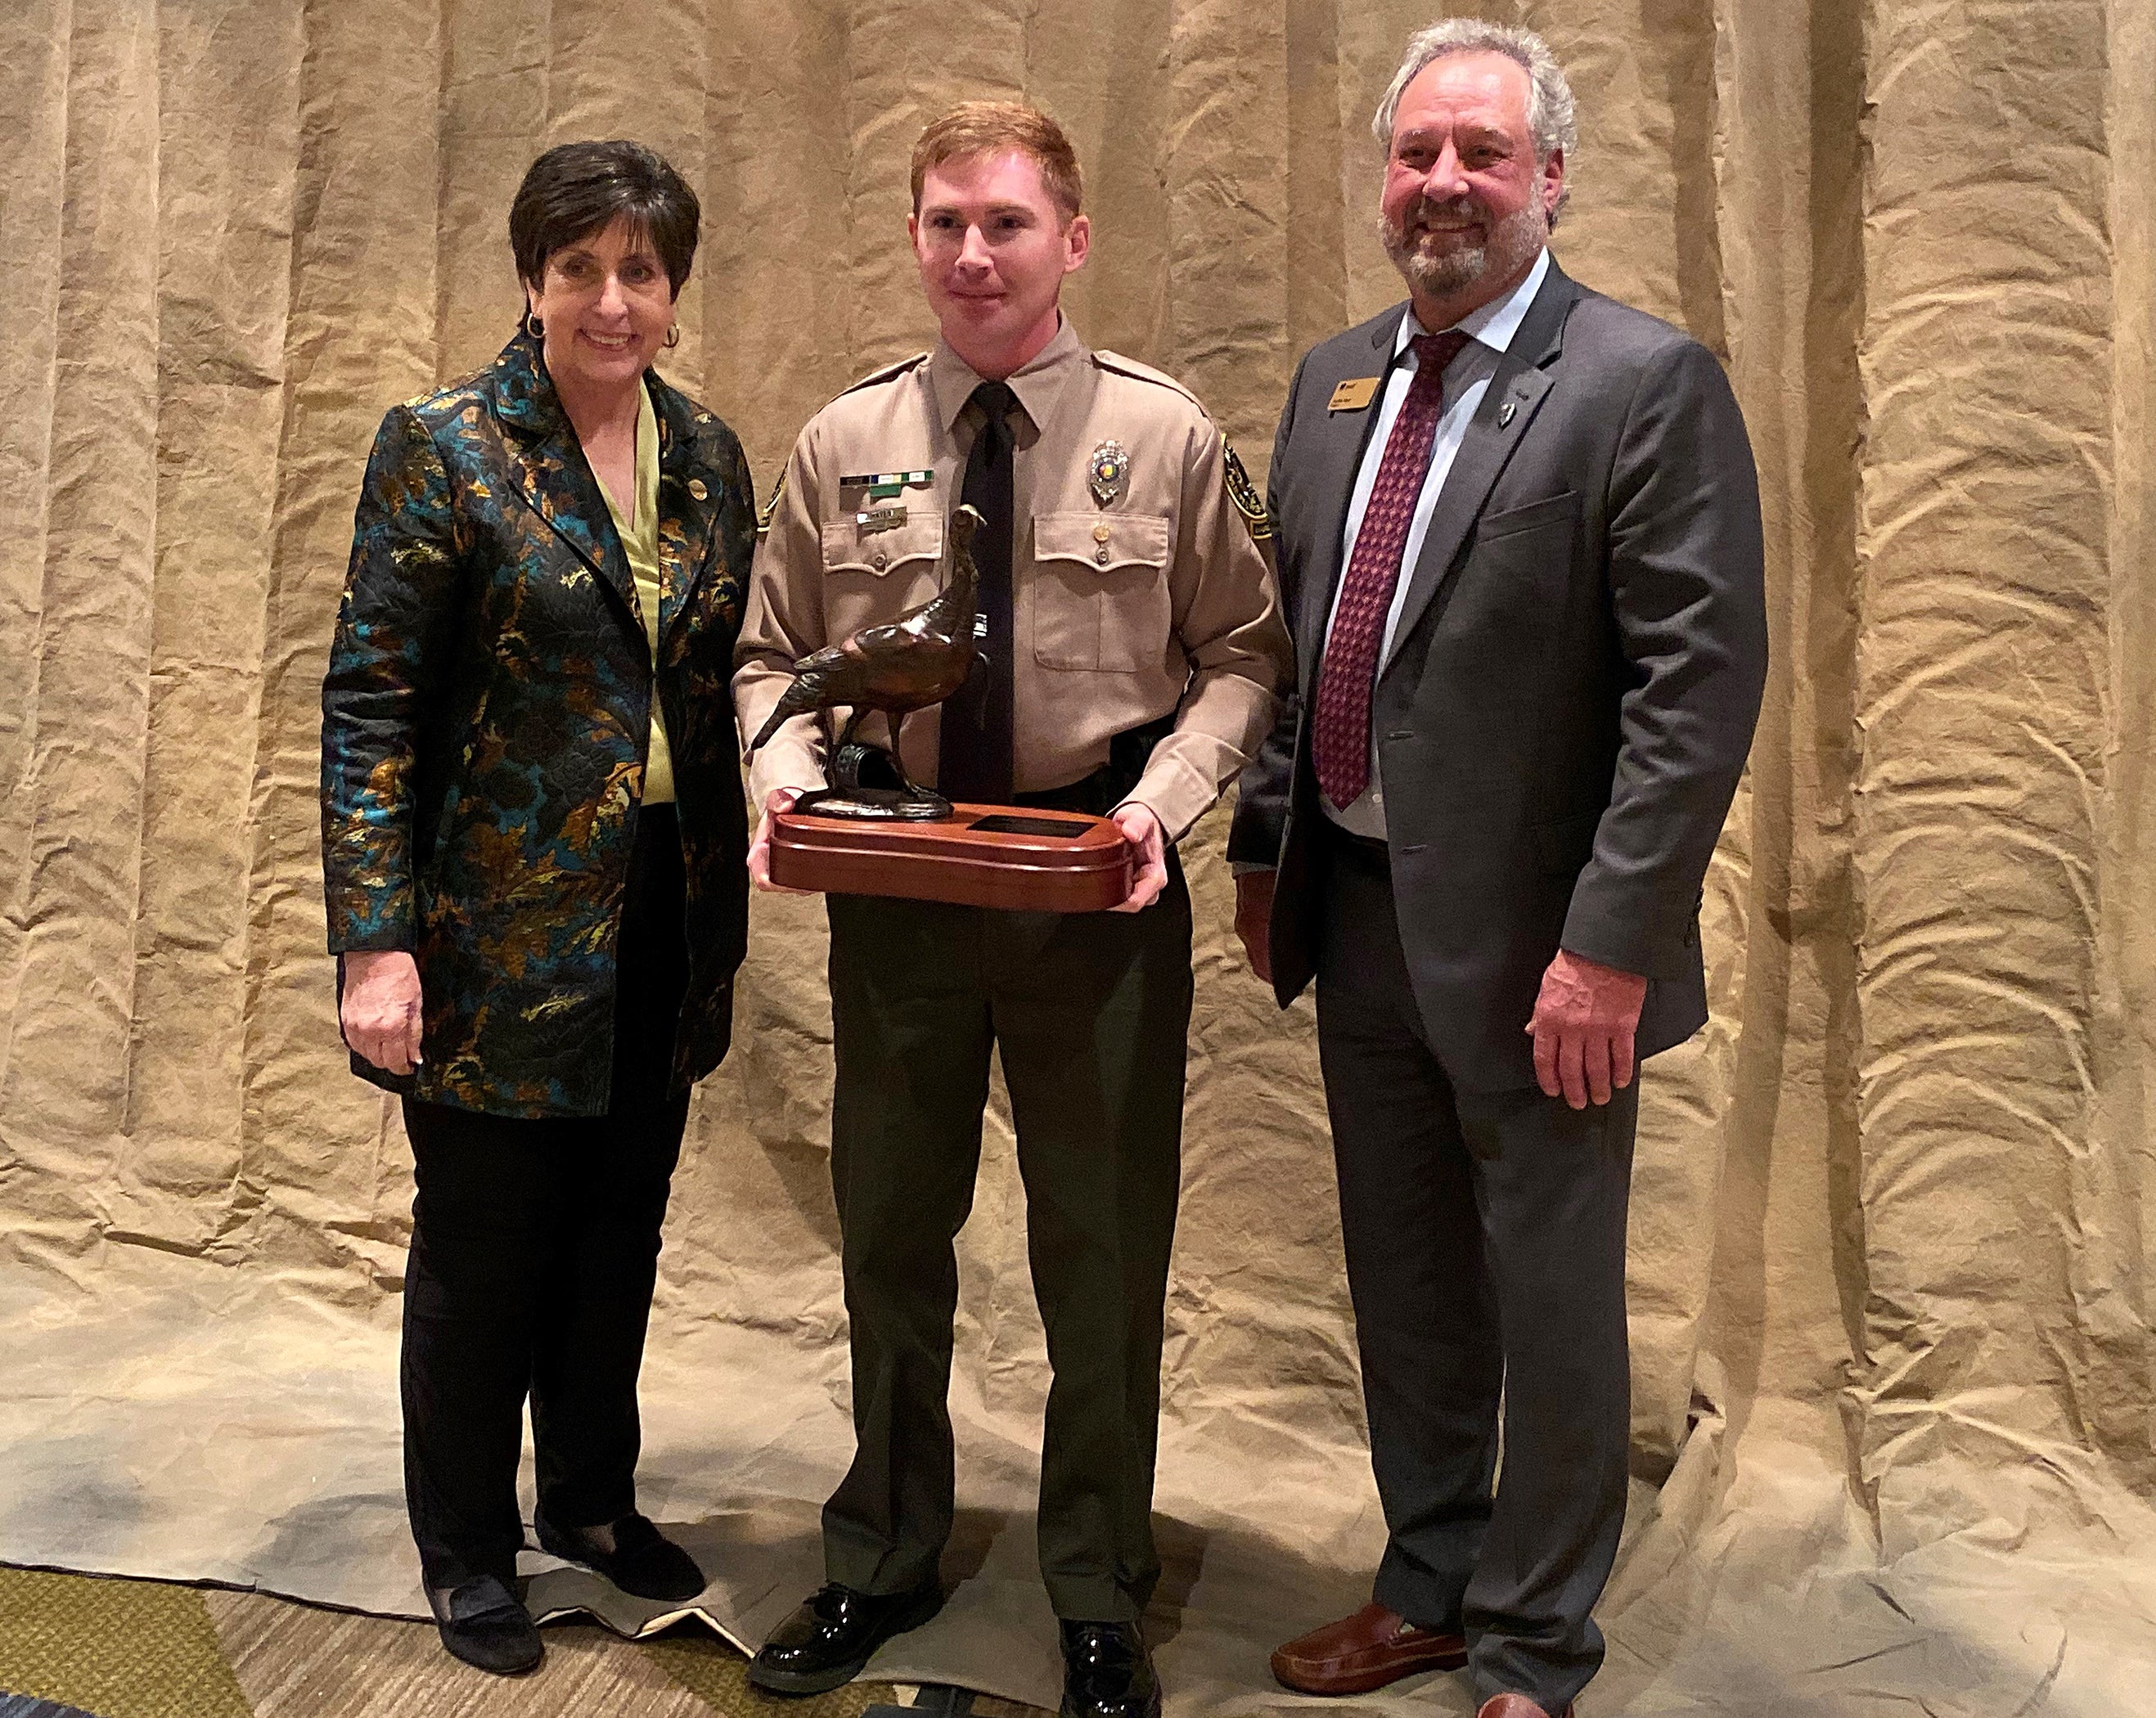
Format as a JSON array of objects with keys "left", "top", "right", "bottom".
[{"left": 1312, "top": 328, "right": 1472, "bottom": 808}]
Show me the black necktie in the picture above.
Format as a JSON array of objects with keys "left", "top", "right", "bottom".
[{"left": 938, "top": 380, "right": 1017, "bottom": 803}]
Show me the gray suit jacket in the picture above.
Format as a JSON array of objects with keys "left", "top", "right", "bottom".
[{"left": 1227, "top": 259, "right": 1767, "bottom": 1091}]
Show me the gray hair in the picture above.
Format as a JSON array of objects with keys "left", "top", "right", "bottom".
[{"left": 1371, "top": 20, "right": 1578, "bottom": 224}]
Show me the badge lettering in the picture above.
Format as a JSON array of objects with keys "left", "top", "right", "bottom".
[{"left": 1328, "top": 377, "right": 1381, "bottom": 412}]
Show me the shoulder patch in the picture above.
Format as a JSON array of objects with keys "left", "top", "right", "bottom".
[
  {"left": 1222, "top": 440, "right": 1272, "bottom": 542},
  {"left": 834, "top": 351, "right": 931, "bottom": 400},
  {"left": 756, "top": 465, "right": 786, "bottom": 540},
  {"left": 1090, "top": 349, "right": 1207, "bottom": 414}
]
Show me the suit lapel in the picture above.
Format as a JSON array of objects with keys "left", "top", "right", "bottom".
[
  {"left": 1298, "top": 311, "right": 1404, "bottom": 699},
  {"left": 1381, "top": 361, "right": 1552, "bottom": 663},
  {"left": 490, "top": 329, "right": 637, "bottom": 617},
  {"left": 1382, "top": 263, "right": 1581, "bottom": 671}
]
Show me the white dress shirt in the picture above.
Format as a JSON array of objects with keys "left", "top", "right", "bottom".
[{"left": 1319, "top": 246, "right": 1551, "bottom": 839}]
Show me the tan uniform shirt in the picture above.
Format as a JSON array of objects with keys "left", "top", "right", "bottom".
[{"left": 733, "top": 318, "right": 1290, "bottom": 841}]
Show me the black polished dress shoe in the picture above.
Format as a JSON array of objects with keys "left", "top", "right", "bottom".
[
  {"left": 747, "top": 1581, "right": 944, "bottom": 1694},
  {"left": 1060, "top": 1619, "right": 1161, "bottom": 1718},
  {"left": 425, "top": 1573, "right": 542, "bottom": 1675},
  {"left": 533, "top": 1509, "right": 705, "bottom": 1603}
]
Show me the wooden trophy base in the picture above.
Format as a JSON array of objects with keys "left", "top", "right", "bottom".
[{"left": 770, "top": 803, "right": 1134, "bottom": 912}]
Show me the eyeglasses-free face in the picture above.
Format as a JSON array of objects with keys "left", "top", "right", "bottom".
[
  {"left": 525, "top": 214, "right": 677, "bottom": 396},
  {"left": 909, "top": 148, "right": 1091, "bottom": 376}
]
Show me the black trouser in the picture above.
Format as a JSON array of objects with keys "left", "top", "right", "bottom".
[
  {"left": 399, "top": 804, "right": 692, "bottom": 1590},
  {"left": 819, "top": 854, "right": 1192, "bottom": 1623},
  {"left": 1314, "top": 825, "right": 1637, "bottom": 1714}
]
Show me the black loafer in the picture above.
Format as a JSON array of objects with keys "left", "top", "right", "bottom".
[
  {"left": 425, "top": 1573, "right": 542, "bottom": 1675},
  {"left": 534, "top": 1509, "right": 705, "bottom": 1603},
  {"left": 1060, "top": 1619, "right": 1161, "bottom": 1718},
  {"left": 747, "top": 1581, "right": 943, "bottom": 1694}
]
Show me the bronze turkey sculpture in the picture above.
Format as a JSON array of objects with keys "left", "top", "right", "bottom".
[{"left": 749, "top": 502, "right": 985, "bottom": 820}]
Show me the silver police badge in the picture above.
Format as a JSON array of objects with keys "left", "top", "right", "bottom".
[{"left": 1088, "top": 439, "right": 1130, "bottom": 507}]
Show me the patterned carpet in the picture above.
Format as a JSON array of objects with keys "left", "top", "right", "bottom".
[{"left": 0, "top": 1567, "right": 1049, "bottom": 1718}]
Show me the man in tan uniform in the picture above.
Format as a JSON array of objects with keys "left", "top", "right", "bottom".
[{"left": 734, "top": 101, "right": 1287, "bottom": 1718}]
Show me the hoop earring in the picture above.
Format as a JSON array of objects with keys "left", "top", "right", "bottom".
[
  {"left": 522, "top": 308, "right": 544, "bottom": 340},
  {"left": 664, "top": 324, "right": 681, "bottom": 349}
]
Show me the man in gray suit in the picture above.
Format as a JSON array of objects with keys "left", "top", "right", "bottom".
[{"left": 1229, "top": 20, "right": 1767, "bottom": 1718}]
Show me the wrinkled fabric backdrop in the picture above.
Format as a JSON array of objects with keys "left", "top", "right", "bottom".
[{"left": 3, "top": 0, "right": 2154, "bottom": 1712}]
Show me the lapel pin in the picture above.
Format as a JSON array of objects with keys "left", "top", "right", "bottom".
[{"left": 1497, "top": 401, "right": 1517, "bottom": 428}]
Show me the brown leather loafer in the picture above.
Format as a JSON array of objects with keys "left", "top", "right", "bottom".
[
  {"left": 1270, "top": 1601, "right": 1468, "bottom": 1695},
  {"left": 1475, "top": 1694, "right": 1573, "bottom": 1718}
]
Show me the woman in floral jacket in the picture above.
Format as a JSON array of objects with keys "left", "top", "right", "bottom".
[{"left": 321, "top": 140, "right": 753, "bottom": 1676}]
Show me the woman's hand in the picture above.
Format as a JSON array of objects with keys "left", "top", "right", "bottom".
[
  {"left": 341, "top": 950, "right": 425, "bottom": 1075},
  {"left": 1108, "top": 803, "right": 1168, "bottom": 913},
  {"left": 749, "top": 787, "right": 813, "bottom": 894}
]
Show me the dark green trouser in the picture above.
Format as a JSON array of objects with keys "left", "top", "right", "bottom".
[{"left": 821, "top": 858, "right": 1192, "bottom": 1622}]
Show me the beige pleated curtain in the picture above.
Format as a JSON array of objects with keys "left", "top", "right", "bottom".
[{"left": 3, "top": 1, "right": 2154, "bottom": 1711}]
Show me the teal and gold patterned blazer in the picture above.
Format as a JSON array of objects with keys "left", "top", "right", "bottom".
[{"left": 322, "top": 326, "right": 754, "bottom": 1118}]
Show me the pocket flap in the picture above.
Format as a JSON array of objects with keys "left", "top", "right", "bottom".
[
  {"left": 1034, "top": 511, "right": 1171, "bottom": 574},
  {"left": 1477, "top": 489, "right": 1579, "bottom": 543},
  {"left": 821, "top": 512, "right": 943, "bottom": 576}
]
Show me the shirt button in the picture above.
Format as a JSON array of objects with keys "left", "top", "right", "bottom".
[
  {"left": 1092, "top": 522, "right": 1111, "bottom": 544},
  {"left": 687, "top": 479, "right": 708, "bottom": 501},
  {"left": 871, "top": 551, "right": 889, "bottom": 571},
  {"left": 1095, "top": 546, "right": 1110, "bottom": 565},
  {"left": 1371, "top": 790, "right": 1384, "bottom": 808}
]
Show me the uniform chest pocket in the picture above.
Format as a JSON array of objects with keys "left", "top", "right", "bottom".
[
  {"left": 1031, "top": 511, "right": 1173, "bottom": 673},
  {"left": 819, "top": 513, "right": 945, "bottom": 643}
]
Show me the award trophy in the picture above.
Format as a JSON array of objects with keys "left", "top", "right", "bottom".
[{"left": 748, "top": 504, "right": 1135, "bottom": 912}]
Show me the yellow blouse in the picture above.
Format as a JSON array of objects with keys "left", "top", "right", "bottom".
[{"left": 597, "top": 384, "right": 673, "bottom": 805}]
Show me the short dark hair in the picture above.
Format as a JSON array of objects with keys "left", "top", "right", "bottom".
[{"left": 509, "top": 141, "right": 700, "bottom": 297}]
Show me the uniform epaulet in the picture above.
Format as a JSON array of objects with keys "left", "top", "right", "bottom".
[
  {"left": 833, "top": 351, "right": 931, "bottom": 399},
  {"left": 1090, "top": 349, "right": 1208, "bottom": 415}
]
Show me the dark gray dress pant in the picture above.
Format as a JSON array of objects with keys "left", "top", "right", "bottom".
[
  {"left": 1314, "top": 825, "right": 1636, "bottom": 1714},
  {"left": 820, "top": 857, "right": 1192, "bottom": 1623}
]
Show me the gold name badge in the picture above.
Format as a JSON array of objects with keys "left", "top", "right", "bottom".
[{"left": 1328, "top": 376, "right": 1381, "bottom": 412}]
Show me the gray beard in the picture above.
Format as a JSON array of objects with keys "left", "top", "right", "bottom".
[{"left": 1382, "top": 196, "right": 1546, "bottom": 301}]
